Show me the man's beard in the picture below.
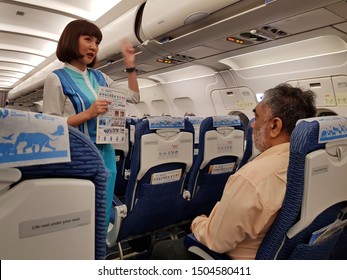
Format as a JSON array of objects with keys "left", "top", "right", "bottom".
[{"left": 252, "top": 125, "right": 271, "bottom": 153}]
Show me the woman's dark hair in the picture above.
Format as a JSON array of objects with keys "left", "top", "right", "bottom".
[{"left": 56, "top": 19, "right": 102, "bottom": 67}]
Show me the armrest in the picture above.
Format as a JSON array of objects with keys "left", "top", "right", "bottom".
[
  {"left": 106, "top": 195, "right": 127, "bottom": 247},
  {"left": 183, "top": 233, "right": 230, "bottom": 260}
]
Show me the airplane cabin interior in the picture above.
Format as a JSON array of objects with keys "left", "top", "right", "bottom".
[{"left": 1, "top": 0, "right": 347, "bottom": 261}]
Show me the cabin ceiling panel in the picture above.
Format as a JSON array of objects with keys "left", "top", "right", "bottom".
[
  {"left": 325, "top": 1, "right": 347, "bottom": 20},
  {"left": 334, "top": 22, "right": 347, "bottom": 33},
  {"left": 178, "top": 45, "right": 225, "bottom": 59},
  {"left": 0, "top": 2, "right": 73, "bottom": 40},
  {"left": 266, "top": 8, "right": 345, "bottom": 35},
  {"left": 219, "top": 35, "right": 347, "bottom": 70},
  {"left": 196, "top": 27, "right": 347, "bottom": 71},
  {"left": 0, "top": 32, "right": 56, "bottom": 57},
  {"left": 99, "top": 42, "right": 190, "bottom": 80},
  {"left": 0, "top": 76, "right": 18, "bottom": 83},
  {"left": 135, "top": 63, "right": 160, "bottom": 73},
  {"left": 0, "top": 61, "right": 33, "bottom": 73},
  {"left": 8, "top": 0, "right": 123, "bottom": 20},
  {"left": 0, "top": 70, "right": 25, "bottom": 79},
  {"left": 204, "top": 37, "right": 250, "bottom": 52},
  {"left": 148, "top": 65, "right": 217, "bottom": 84},
  {"left": 0, "top": 50, "right": 46, "bottom": 66}
]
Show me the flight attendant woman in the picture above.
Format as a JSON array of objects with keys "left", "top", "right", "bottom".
[{"left": 43, "top": 19, "right": 140, "bottom": 226}]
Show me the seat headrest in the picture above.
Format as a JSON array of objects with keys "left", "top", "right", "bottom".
[
  {"left": 0, "top": 108, "right": 70, "bottom": 169},
  {"left": 148, "top": 116, "right": 185, "bottom": 130},
  {"left": 296, "top": 116, "right": 347, "bottom": 144},
  {"left": 0, "top": 168, "right": 21, "bottom": 194},
  {"left": 212, "top": 115, "right": 241, "bottom": 127}
]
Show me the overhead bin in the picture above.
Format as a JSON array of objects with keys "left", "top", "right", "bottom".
[
  {"left": 139, "top": 0, "right": 242, "bottom": 42},
  {"left": 98, "top": 5, "right": 143, "bottom": 62},
  {"left": 8, "top": 60, "right": 63, "bottom": 101}
]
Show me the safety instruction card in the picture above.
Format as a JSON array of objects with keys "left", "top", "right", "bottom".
[{"left": 96, "top": 86, "right": 126, "bottom": 144}]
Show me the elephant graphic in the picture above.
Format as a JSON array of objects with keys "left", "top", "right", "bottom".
[
  {"left": 0, "top": 109, "right": 9, "bottom": 119},
  {"left": 0, "top": 142, "right": 17, "bottom": 156},
  {"left": 15, "top": 132, "right": 56, "bottom": 153}
]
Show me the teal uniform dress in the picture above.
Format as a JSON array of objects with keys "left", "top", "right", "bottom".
[{"left": 52, "top": 66, "right": 117, "bottom": 227}]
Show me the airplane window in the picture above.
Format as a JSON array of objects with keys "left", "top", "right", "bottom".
[
  {"left": 184, "top": 112, "right": 196, "bottom": 117},
  {"left": 256, "top": 93, "right": 264, "bottom": 102},
  {"left": 316, "top": 108, "right": 337, "bottom": 117}
]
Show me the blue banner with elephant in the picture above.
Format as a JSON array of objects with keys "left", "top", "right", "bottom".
[
  {"left": 297, "top": 115, "right": 347, "bottom": 143},
  {"left": 0, "top": 108, "right": 70, "bottom": 168}
]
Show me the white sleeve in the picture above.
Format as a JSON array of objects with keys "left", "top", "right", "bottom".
[
  {"left": 43, "top": 72, "right": 74, "bottom": 116},
  {"left": 103, "top": 73, "right": 140, "bottom": 104}
]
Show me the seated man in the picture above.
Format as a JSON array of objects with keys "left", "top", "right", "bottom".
[{"left": 152, "top": 83, "right": 317, "bottom": 260}]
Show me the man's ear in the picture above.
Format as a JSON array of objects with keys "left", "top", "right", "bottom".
[{"left": 270, "top": 117, "right": 282, "bottom": 137}]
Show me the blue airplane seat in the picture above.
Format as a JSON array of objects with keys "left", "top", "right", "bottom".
[
  {"left": 17, "top": 125, "right": 108, "bottom": 260},
  {"left": 107, "top": 117, "right": 194, "bottom": 250},
  {"left": 183, "top": 115, "right": 245, "bottom": 220},
  {"left": 114, "top": 117, "right": 138, "bottom": 197},
  {"left": 184, "top": 116, "right": 347, "bottom": 260},
  {"left": 257, "top": 116, "right": 347, "bottom": 259}
]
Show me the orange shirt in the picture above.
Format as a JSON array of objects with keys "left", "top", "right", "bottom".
[{"left": 191, "top": 142, "right": 290, "bottom": 260}]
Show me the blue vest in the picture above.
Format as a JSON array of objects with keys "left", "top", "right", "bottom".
[{"left": 53, "top": 68, "right": 107, "bottom": 142}]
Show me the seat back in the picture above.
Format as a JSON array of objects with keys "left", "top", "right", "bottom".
[
  {"left": 184, "top": 116, "right": 244, "bottom": 219},
  {"left": 117, "top": 117, "right": 194, "bottom": 241},
  {"left": 0, "top": 176, "right": 96, "bottom": 259},
  {"left": 237, "top": 118, "right": 260, "bottom": 170},
  {"left": 19, "top": 126, "right": 108, "bottom": 259},
  {"left": 0, "top": 122, "right": 108, "bottom": 259},
  {"left": 257, "top": 116, "right": 347, "bottom": 259}
]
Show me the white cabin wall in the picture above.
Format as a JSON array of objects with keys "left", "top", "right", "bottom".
[
  {"left": 124, "top": 78, "right": 156, "bottom": 117},
  {"left": 159, "top": 72, "right": 224, "bottom": 117},
  {"left": 125, "top": 78, "right": 182, "bottom": 117},
  {"left": 209, "top": 70, "right": 256, "bottom": 119},
  {"left": 136, "top": 83, "right": 172, "bottom": 117},
  {"left": 128, "top": 65, "right": 228, "bottom": 117},
  {"left": 228, "top": 61, "right": 347, "bottom": 117}
]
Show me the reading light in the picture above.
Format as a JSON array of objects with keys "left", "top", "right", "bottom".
[
  {"left": 157, "top": 58, "right": 172, "bottom": 64},
  {"left": 226, "top": 37, "right": 245, "bottom": 44}
]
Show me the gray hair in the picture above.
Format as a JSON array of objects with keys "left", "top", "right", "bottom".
[{"left": 262, "top": 83, "right": 317, "bottom": 135}]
